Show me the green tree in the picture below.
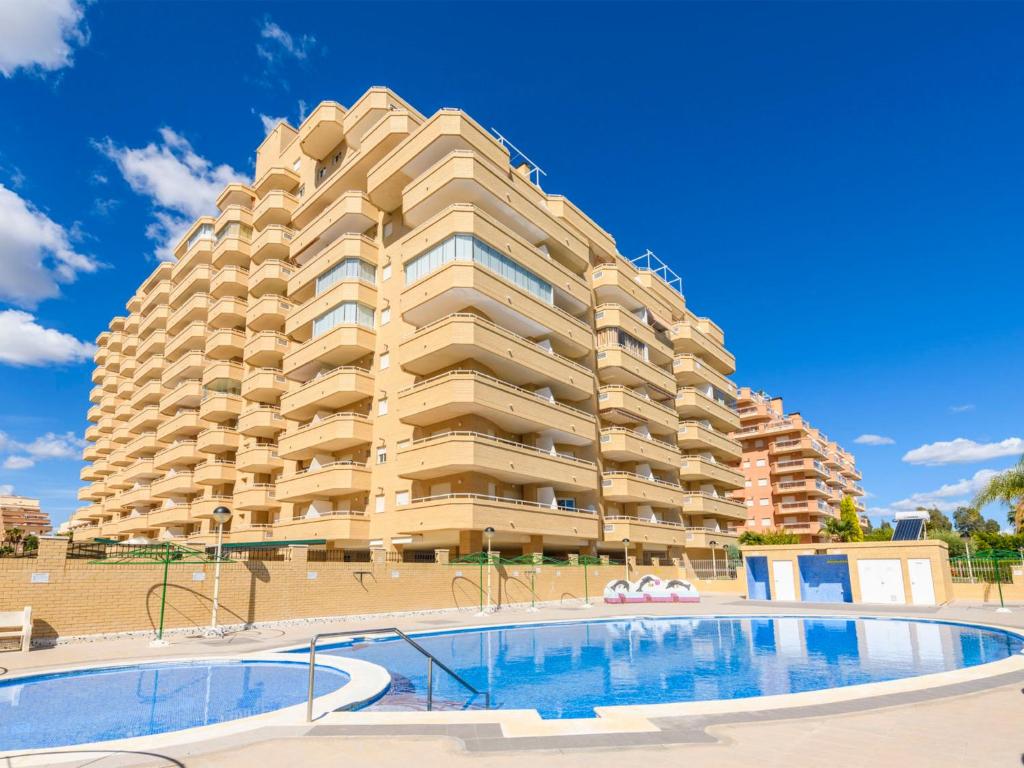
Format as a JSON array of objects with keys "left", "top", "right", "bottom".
[
  {"left": 738, "top": 529, "right": 800, "bottom": 545},
  {"left": 926, "top": 528, "right": 966, "bottom": 557},
  {"left": 921, "top": 506, "right": 952, "bottom": 532},
  {"left": 839, "top": 496, "right": 864, "bottom": 542},
  {"left": 3, "top": 526, "right": 24, "bottom": 545},
  {"left": 864, "top": 525, "right": 893, "bottom": 542},
  {"left": 823, "top": 514, "right": 857, "bottom": 542},
  {"left": 23, "top": 534, "right": 39, "bottom": 552},
  {"left": 971, "top": 454, "right": 1024, "bottom": 532},
  {"left": 953, "top": 505, "right": 1000, "bottom": 536}
]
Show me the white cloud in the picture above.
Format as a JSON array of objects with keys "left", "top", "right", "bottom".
[
  {"left": 257, "top": 20, "right": 316, "bottom": 63},
  {"left": 949, "top": 404, "right": 975, "bottom": 414},
  {"left": 0, "top": 484, "right": 13, "bottom": 495},
  {"left": 0, "top": 309, "right": 96, "bottom": 366},
  {"left": 95, "top": 128, "right": 247, "bottom": 260},
  {"left": 3, "top": 456, "right": 34, "bottom": 470},
  {"left": 0, "top": 0, "right": 88, "bottom": 78},
  {"left": 0, "top": 183, "right": 102, "bottom": 308},
  {"left": 0, "top": 430, "right": 85, "bottom": 471},
  {"left": 258, "top": 113, "right": 287, "bottom": 135},
  {"left": 870, "top": 468, "right": 1000, "bottom": 516},
  {"left": 902, "top": 437, "right": 1024, "bottom": 466},
  {"left": 854, "top": 434, "right": 895, "bottom": 446}
]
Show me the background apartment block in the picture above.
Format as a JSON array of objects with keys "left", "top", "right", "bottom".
[
  {"left": 0, "top": 495, "right": 52, "bottom": 538},
  {"left": 731, "top": 388, "right": 865, "bottom": 542},
  {"left": 71, "top": 87, "right": 745, "bottom": 562}
]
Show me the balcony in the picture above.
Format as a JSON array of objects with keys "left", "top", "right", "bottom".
[
  {"left": 147, "top": 504, "right": 194, "bottom": 528},
  {"left": 236, "top": 442, "right": 280, "bottom": 473},
  {"left": 159, "top": 379, "right": 203, "bottom": 415},
  {"left": 123, "top": 459, "right": 159, "bottom": 485},
  {"left": 237, "top": 405, "right": 285, "bottom": 437},
  {"left": 774, "top": 479, "right": 831, "bottom": 498},
  {"left": 244, "top": 331, "right": 290, "bottom": 367},
  {"left": 249, "top": 259, "right": 295, "bottom": 298},
  {"left": 601, "top": 472, "right": 686, "bottom": 508},
  {"left": 388, "top": 493, "right": 599, "bottom": 542},
  {"left": 675, "top": 389, "right": 740, "bottom": 433},
  {"left": 669, "top": 322, "right": 735, "bottom": 376},
  {"left": 272, "top": 511, "right": 370, "bottom": 544},
  {"left": 156, "top": 409, "right": 201, "bottom": 441},
  {"left": 677, "top": 421, "right": 742, "bottom": 462},
  {"left": 153, "top": 440, "right": 201, "bottom": 471},
  {"left": 285, "top": 281, "right": 378, "bottom": 342},
  {"left": 597, "top": 386, "right": 678, "bottom": 437},
  {"left": 275, "top": 461, "right": 371, "bottom": 503},
  {"left": 137, "top": 332, "right": 167, "bottom": 365},
  {"left": 278, "top": 412, "right": 373, "bottom": 460},
  {"left": 594, "top": 305, "right": 673, "bottom": 365},
  {"left": 191, "top": 495, "right": 234, "bottom": 520},
  {"left": 199, "top": 392, "right": 243, "bottom": 423},
  {"left": 397, "top": 432, "right": 598, "bottom": 490},
  {"left": 681, "top": 493, "right": 747, "bottom": 521},
  {"left": 205, "top": 328, "right": 245, "bottom": 360},
  {"left": 201, "top": 360, "right": 243, "bottom": 388},
  {"left": 246, "top": 296, "right": 292, "bottom": 332},
  {"left": 252, "top": 225, "right": 295, "bottom": 263},
  {"left": 601, "top": 516, "right": 692, "bottom": 548},
  {"left": 772, "top": 458, "right": 829, "bottom": 479},
  {"left": 282, "top": 323, "right": 375, "bottom": 383},
  {"left": 769, "top": 437, "right": 828, "bottom": 459},
  {"left": 140, "top": 280, "right": 171, "bottom": 315},
  {"left": 595, "top": 345, "right": 675, "bottom": 393},
  {"left": 252, "top": 190, "right": 299, "bottom": 230},
  {"left": 210, "top": 265, "right": 249, "bottom": 298},
  {"left": 599, "top": 428, "right": 680, "bottom": 471},
  {"left": 402, "top": 261, "right": 591, "bottom": 358},
  {"left": 162, "top": 350, "right": 205, "bottom": 388},
  {"left": 397, "top": 370, "right": 595, "bottom": 446},
  {"left": 779, "top": 499, "right": 833, "bottom": 516},
  {"left": 169, "top": 265, "right": 213, "bottom": 309},
  {"left": 126, "top": 432, "right": 163, "bottom": 459},
  {"left": 241, "top": 368, "right": 288, "bottom": 403},
  {"left": 208, "top": 296, "right": 248, "bottom": 329},
  {"left": 288, "top": 233, "right": 377, "bottom": 303},
  {"left": 165, "top": 323, "right": 207, "bottom": 362},
  {"left": 399, "top": 313, "right": 592, "bottom": 400},
  {"left": 678, "top": 456, "right": 744, "bottom": 489},
  {"left": 297, "top": 101, "right": 344, "bottom": 160},
  {"left": 680, "top": 527, "right": 739, "bottom": 550},
  {"left": 194, "top": 460, "right": 237, "bottom": 486},
  {"left": 279, "top": 366, "right": 373, "bottom": 420},
  {"left": 234, "top": 484, "right": 279, "bottom": 512},
  {"left": 673, "top": 355, "right": 736, "bottom": 397},
  {"left": 152, "top": 471, "right": 199, "bottom": 498},
  {"left": 591, "top": 261, "right": 676, "bottom": 327},
  {"left": 197, "top": 426, "right": 240, "bottom": 454}
]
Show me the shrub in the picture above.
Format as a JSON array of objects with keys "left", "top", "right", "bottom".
[
  {"left": 926, "top": 529, "right": 966, "bottom": 557},
  {"left": 739, "top": 529, "right": 800, "bottom": 545}
]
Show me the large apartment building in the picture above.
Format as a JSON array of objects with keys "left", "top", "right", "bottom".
[
  {"left": 731, "top": 388, "right": 865, "bottom": 542},
  {"left": 70, "top": 87, "right": 745, "bottom": 563},
  {"left": 0, "top": 495, "right": 52, "bottom": 538}
]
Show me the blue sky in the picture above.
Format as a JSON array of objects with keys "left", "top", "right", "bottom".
[{"left": 0, "top": 1, "right": 1021, "bottom": 530}]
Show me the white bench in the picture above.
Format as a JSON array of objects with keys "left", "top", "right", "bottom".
[{"left": 0, "top": 607, "right": 32, "bottom": 652}]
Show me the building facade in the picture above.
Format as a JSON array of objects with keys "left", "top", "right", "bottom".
[
  {"left": 0, "top": 495, "right": 52, "bottom": 538},
  {"left": 731, "top": 388, "right": 865, "bottom": 542},
  {"left": 70, "top": 87, "right": 744, "bottom": 562}
]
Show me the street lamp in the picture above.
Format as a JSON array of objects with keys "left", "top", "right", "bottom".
[
  {"left": 622, "top": 538, "right": 631, "bottom": 582},
  {"left": 709, "top": 539, "right": 719, "bottom": 579},
  {"left": 206, "top": 506, "right": 232, "bottom": 637},
  {"left": 478, "top": 526, "right": 495, "bottom": 616}
]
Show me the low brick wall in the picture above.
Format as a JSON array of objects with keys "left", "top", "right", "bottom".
[{"left": 0, "top": 540, "right": 740, "bottom": 641}]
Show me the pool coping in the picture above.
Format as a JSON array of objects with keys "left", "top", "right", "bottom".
[{"left": 0, "top": 651, "right": 392, "bottom": 765}]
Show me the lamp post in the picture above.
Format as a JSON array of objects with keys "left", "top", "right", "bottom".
[
  {"left": 709, "top": 540, "right": 718, "bottom": 580},
  {"left": 206, "top": 506, "right": 232, "bottom": 637},
  {"left": 477, "top": 527, "right": 495, "bottom": 616},
  {"left": 622, "top": 538, "right": 631, "bottom": 582},
  {"left": 963, "top": 535, "right": 975, "bottom": 583}
]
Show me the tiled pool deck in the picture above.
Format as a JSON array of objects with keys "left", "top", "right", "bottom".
[{"left": 2, "top": 596, "right": 1022, "bottom": 767}]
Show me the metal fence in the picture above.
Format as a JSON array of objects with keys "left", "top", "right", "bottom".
[
  {"left": 949, "top": 558, "right": 1016, "bottom": 584},
  {"left": 307, "top": 549, "right": 372, "bottom": 563},
  {"left": 0, "top": 541, "right": 38, "bottom": 559},
  {"left": 689, "top": 558, "right": 739, "bottom": 580}
]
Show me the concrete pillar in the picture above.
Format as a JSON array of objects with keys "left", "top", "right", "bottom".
[
  {"left": 522, "top": 535, "right": 544, "bottom": 557},
  {"left": 371, "top": 548, "right": 386, "bottom": 566},
  {"left": 289, "top": 544, "right": 308, "bottom": 564},
  {"left": 434, "top": 548, "right": 450, "bottom": 565}
]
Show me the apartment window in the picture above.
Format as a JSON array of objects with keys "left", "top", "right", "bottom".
[
  {"left": 383, "top": 221, "right": 394, "bottom": 238},
  {"left": 292, "top": 158, "right": 301, "bottom": 171},
  {"left": 759, "top": 498, "right": 769, "bottom": 506},
  {"left": 404, "top": 234, "right": 553, "bottom": 304},
  {"left": 557, "top": 498, "right": 576, "bottom": 510},
  {"left": 742, "top": 460, "right": 751, "bottom": 468},
  {"left": 755, "top": 459, "right": 766, "bottom": 467},
  {"left": 395, "top": 490, "right": 410, "bottom": 506},
  {"left": 311, "top": 301, "right": 374, "bottom": 337},
  {"left": 297, "top": 184, "right": 305, "bottom": 198},
  {"left": 754, "top": 439, "right": 764, "bottom": 448},
  {"left": 377, "top": 397, "right": 388, "bottom": 416},
  {"left": 376, "top": 446, "right": 387, "bottom": 464},
  {"left": 744, "top": 480, "right": 752, "bottom": 488},
  {"left": 375, "top": 494, "right": 385, "bottom": 513},
  {"left": 745, "top": 500, "right": 754, "bottom": 507},
  {"left": 186, "top": 223, "right": 214, "bottom": 250},
  {"left": 745, "top": 519, "right": 755, "bottom": 526},
  {"left": 380, "top": 307, "right": 391, "bottom": 326},
  {"left": 379, "top": 352, "right": 390, "bottom": 370},
  {"left": 757, "top": 478, "right": 768, "bottom": 487},
  {"left": 315, "top": 258, "right": 375, "bottom": 294},
  {"left": 382, "top": 263, "right": 392, "bottom": 281},
  {"left": 761, "top": 517, "right": 772, "bottom": 526}
]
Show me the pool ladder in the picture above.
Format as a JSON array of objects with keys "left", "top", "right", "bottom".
[{"left": 306, "top": 627, "right": 491, "bottom": 721}]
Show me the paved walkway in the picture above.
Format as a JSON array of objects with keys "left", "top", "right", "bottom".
[{"left": 2, "top": 597, "right": 1023, "bottom": 767}]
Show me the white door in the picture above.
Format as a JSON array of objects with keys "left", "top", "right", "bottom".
[
  {"left": 772, "top": 560, "right": 797, "bottom": 601},
  {"left": 857, "top": 559, "right": 905, "bottom": 604},
  {"left": 908, "top": 559, "right": 937, "bottom": 606}
]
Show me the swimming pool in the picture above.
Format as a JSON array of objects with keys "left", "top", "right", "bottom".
[
  {"left": 316, "top": 616, "right": 1023, "bottom": 718},
  {"left": 0, "top": 659, "right": 349, "bottom": 751}
]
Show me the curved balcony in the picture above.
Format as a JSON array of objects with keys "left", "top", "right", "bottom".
[
  {"left": 398, "top": 432, "right": 597, "bottom": 491},
  {"left": 236, "top": 442, "right": 281, "bottom": 473},
  {"left": 246, "top": 296, "right": 293, "bottom": 332},
  {"left": 201, "top": 360, "right": 243, "bottom": 388},
  {"left": 249, "top": 259, "right": 296, "bottom": 298},
  {"left": 210, "top": 265, "right": 249, "bottom": 299},
  {"left": 123, "top": 459, "right": 159, "bottom": 486},
  {"left": 279, "top": 366, "right": 373, "bottom": 420},
  {"left": 278, "top": 412, "right": 373, "bottom": 460},
  {"left": 398, "top": 370, "right": 595, "bottom": 446},
  {"left": 205, "top": 328, "right": 245, "bottom": 360},
  {"left": 169, "top": 265, "right": 213, "bottom": 309},
  {"left": 285, "top": 281, "right": 377, "bottom": 342},
  {"left": 769, "top": 437, "right": 828, "bottom": 460},
  {"left": 601, "top": 516, "right": 693, "bottom": 549},
  {"left": 678, "top": 456, "right": 744, "bottom": 489},
  {"left": 196, "top": 426, "right": 239, "bottom": 454},
  {"left": 156, "top": 409, "right": 201, "bottom": 441},
  {"left": 244, "top": 331, "right": 290, "bottom": 367},
  {"left": 669, "top": 321, "right": 735, "bottom": 376},
  {"left": 677, "top": 421, "right": 742, "bottom": 462},
  {"left": 271, "top": 512, "right": 370, "bottom": 544},
  {"left": 165, "top": 322, "right": 207, "bottom": 362},
  {"left": 126, "top": 432, "right": 163, "bottom": 459},
  {"left": 253, "top": 190, "right": 299, "bottom": 230},
  {"left": 153, "top": 440, "right": 201, "bottom": 471},
  {"left": 199, "top": 392, "right": 243, "bottom": 423},
  {"left": 152, "top": 471, "right": 199, "bottom": 498},
  {"left": 594, "top": 305, "right": 673, "bottom": 365},
  {"left": 194, "top": 460, "right": 237, "bottom": 486},
  {"left": 680, "top": 493, "right": 747, "bottom": 522},
  {"left": 251, "top": 224, "right": 295, "bottom": 264},
  {"left": 601, "top": 471, "right": 685, "bottom": 508},
  {"left": 137, "top": 331, "right": 167, "bottom": 364},
  {"left": 161, "top": 350, "right": 205, "bottom": 388},
  {"left": 140, "top": 279, "right": 171, "bottom": 315},
  {"left": 287, "top": 233, "right": 377, "bottom": 302},
  {"left": 599, "top": 428, "right": 680, "bottom": 471},
  {"left": 399, "top": 313, "right": 592, "bottom": 400},
  {"left": 208, "top": 296, "right": 248, "bottom": 329},
  {"left": 591, "top": 261, "right": 677, "bottom": 326},
  {"left": 596, "top": 386, "right": 678, "bottom": 437},
  {"left": 675, "top": 388, "right": 739, "bottom": 433},
  {"left": 595, "top": 345, "right": 675, "bottom": 393},
  {"left": 147, "top": 504, "right": 194, "bottom": 528},
  {"left": 282, "top": 323, "right": 375, "bottom": 383},
  {"left": 241, "top": 368, "right": 288, "bottom": 403},
  {"left": 673, "top": 354, "right": 736, "bottom": 398},
  {"left": 237, "top": 405, "right": 285, "bottom": 437},
  {"left": 233, "top": 484, "right": 280, "bottom": 512},
  {"left": 275, "top": 461, "right": 371, "bottom": 503}
]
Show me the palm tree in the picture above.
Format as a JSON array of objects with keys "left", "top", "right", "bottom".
[
  {"left": 822, "top": 515, "right": 857, "bottom": 542},
  {"left": 972, "top": 454, "right": 1024, "bottom": 532},
  {"left": 4, "top": 526, "right": 24, "bottom": 546}
]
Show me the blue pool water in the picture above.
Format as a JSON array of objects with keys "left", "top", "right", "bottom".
[
  {"left": 0, "top": 660, "right": 347, "bottom": 751},
  {"left": 317, "top": 616, "right": 1022, "bottom": 718}
]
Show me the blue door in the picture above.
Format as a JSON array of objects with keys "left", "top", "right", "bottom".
[
  {"left": 745, "top": 556, "right": 772, "bottom": 600},
  {"left": 797, "top": 554, "right": 853, "bottom": 603}
]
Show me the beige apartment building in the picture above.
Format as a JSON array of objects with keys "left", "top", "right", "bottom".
[
  {"left": 0, "top": 495, "right": 52, "bottom": 538},
  {"left": 70, "top": 87, "right": 745, "bottom": 563},
  {"left": 731, "top": 388, "right": 865, "bottom": 542}
]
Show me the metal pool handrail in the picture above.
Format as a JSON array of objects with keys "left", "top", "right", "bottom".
[{"left": 306, "top": 627, "right": 490, "bottom": 721}]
